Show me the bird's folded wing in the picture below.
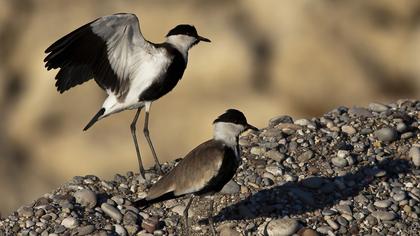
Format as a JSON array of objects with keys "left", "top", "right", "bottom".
[
  {"left": 44, "top": 13, "right": 152, "bottom": 95},
  {"left": 146, "top": 140, "right": 226, "bottom": 200}
]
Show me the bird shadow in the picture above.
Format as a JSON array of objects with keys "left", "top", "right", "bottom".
[{"left": 213, "top": 159, "right": 412, "bottom": 222}]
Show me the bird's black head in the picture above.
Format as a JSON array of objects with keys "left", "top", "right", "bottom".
[
  {"left": 213, "top": 109, "right": 258, "bottom": 131},
  {"left": 166, "top": 24, "right": 211, "bottom": 43}
]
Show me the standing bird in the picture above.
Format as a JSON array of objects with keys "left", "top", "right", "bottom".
[
  {"left": 44, "top": 13, "right": 211, "bottom": 177},
  {"left": 135, "top": 109, "right": 258, "bottom": 235}
]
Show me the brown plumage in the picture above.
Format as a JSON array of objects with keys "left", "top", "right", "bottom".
[
  {"left": 134, "top": 109, "right": 258, "bottom": 235},
  {"left": 146, "top": 139, "right": 238, "bottom": 201}
]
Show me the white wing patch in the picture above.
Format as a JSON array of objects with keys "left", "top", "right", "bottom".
[{"left": 91, "top": 14, "right": 158, "bottom": 96}]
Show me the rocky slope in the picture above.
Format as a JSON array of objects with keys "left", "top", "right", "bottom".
[{"left": 1, "top": 99, "right": 419, "bottom": 236}]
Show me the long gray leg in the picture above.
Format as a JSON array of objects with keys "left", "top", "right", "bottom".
[
  {"left": 130, "top": 107, "right": 145, "bottom": 178},
  {"left": 208, "top": 197, "right": 217, "bottom": 236},
  {"left": 143, "top": 102, "right": 162, "bottom": 174},
  {"left": 183, "top": 195, "right": 194, "bottom": 236}
]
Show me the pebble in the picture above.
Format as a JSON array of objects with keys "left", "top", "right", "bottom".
[
  {"left": 374, "top": 127, "right": 398, "bottom": 142},
  {"left": 250, "top": 146, "right": 266, "bottom": 155},
  {"left": 61, "top": 217, "right": 78, "bottom": 229},
  {"left": 368, "top": 103, "right": 389, "bottom": 112},
  {"left": 393, "top": 192, "right": 406, "bottom": 202},
  {"left": 265, "top": 165, "right": 283, "bottom": 176},
  {"left": 114, "top": 224, "right": 127, "bottom": 236},
  {"left": 77, "top": 225, "right": 95, "bottom": 235},
  {"left": 265, "top": 150, "right": 285, "bottom": 162},
  {"left": 218, "top": 223, "right": 241, "bottom": 236},
  {"left": 409, "top": 146, "right": 420, "bottom": 167},
  {"left": 326, "top": 218, "right": 339, "bottom": 230},
  {"left": 297, "top": 228, "right": 319, "bottom": 236},
  {"left": 374, "top": 200, "right": 392, "bottom": 208},
  {"left": 1, "top": 101, "right": 419, "bottom": 235},
  {"left": 74, "top": 189, "right": 97, "bottom": 208},
  {"left": 298, "top": 150, "right": 314, "bottom": 162},
  {"left": 269, "top": 115, "right": 293, "bottom": 127},
  {"left": 331, "top": 157, "right": 348, "bottom": 167},
  {"left": 141, "top": 217, "right": 159, "bottom": 233},
  {"left": 220, "top": 180, "right": 240, "bottom": 194},
  {"left": 101, "top": 203, "right": 122, "bottom": 222},
  {"left": 348, "top": 107, "right": 373, "bottom": 117},
  {"left": 265, "top": 218, "right": 300, "bottom": 236},
  {"left": 372, "top": 211, "right": 396, "bottom": 221},
  {"left": 341, "top": 125, "right": 356, "bottom": 135},
  {"left": 17, "top": 206, "right": 34, "bottom": 218}
]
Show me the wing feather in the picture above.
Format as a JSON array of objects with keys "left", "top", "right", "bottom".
[
  {"left": 44, "top": 13, "right": 152, "bottom": 95},
  {"left": 146, "top": 140, "right": 226, "bottom": 200}
]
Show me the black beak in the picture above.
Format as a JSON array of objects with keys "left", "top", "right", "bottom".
[
  {"left": 198, "top": 35, "right": 211, "bottom": 42},
  {"left": 246, "top": 124, "right": 259, "bottom": 131}
]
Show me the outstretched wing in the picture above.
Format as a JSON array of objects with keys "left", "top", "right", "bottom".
[{"left": 44, "top": 13, "right": 153, "bottom": 95}]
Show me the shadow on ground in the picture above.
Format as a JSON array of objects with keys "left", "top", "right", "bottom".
[{"left": 214, "top": 159, "right": 411, "bottom": 222}]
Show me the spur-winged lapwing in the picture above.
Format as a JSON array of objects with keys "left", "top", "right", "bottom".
[
  {"left": 44, "top": 13, "right": 210, "bottom": 177},
  {"left": 135, "top": 109, "right": 258, "bottom": 235}
]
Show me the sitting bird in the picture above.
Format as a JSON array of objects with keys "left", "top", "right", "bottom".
[
  {"left": 134, "top": 109, "right": 258, "bottom": 235},
  {"left": 44, "top": 13, "right": 211, "bottom": 178}
]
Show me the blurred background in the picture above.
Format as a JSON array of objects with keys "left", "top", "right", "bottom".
[{"left": 1, "top": 0, "right": 419, "bottom": 216}]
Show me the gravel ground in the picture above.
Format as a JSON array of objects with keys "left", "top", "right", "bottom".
[{"left": 1, "top": 99, "right": 419, "bottom": 236}]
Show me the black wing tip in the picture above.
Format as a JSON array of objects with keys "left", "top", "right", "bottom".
[{"left": 83, "top": 108, "right": 105, "bottom": 131}]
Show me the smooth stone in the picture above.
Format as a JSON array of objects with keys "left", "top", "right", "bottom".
[
  {"left": 220, "top": 180, "right": 240, "bottom": 194},
  {"left": 269, "top": 115, "right": 293, "bottom": 127},
  {"left": 326, "top": 218, "right": 339, "bottom": 230},
  {"left": 396, "top": 123, "right": 408, "bottom": 133},
  {"left": 250, "top": 146, "right": 266, "bottom": 155},
  {"left": 18, "top": 206, "right": 34, "bottom": 218},
  {"left": 297, "top": 228, "right": 319, "bottom": 236},
  {"left": 374, "top": 127, "right": 398, "bottom": 142},
  {"left": 332, "top": 157, "right": 348, "bottom": 167},
  {"left": 335, "top": 204, "right": 352, "bottom": 215},
  {"left": 337, "top": 150, "right": 349, "bottom": 158},
  {"left": 341, "top": 125, "right": 356, "bottom": 135},
  {"left": 114, "top": 224, "right": 127, "bottom": 236},
  {"left": 409, "top": 146, "right": 420, "bottom": 167},
  {"left": 372, "top": 211, "right": 396, "bottom": 221},
  {"left": 266, "top": 150, "right": 285, "bottom": 162},
  {"left": 26, "top": 220, "right": 35, "bottom": 228},
  {"left": 294, "top": 118, "right": 311, "bottom": 126},
  {"left": 77, "top": 225, "right": 95, "bottom": 235},
  {"left": 368, "top": 103, "right": 389, "bottom": 112},
  {"left": 101, "top": 203, "right": 123, "bottom": 222},
  {"left": 218, "top": 223, "right": 241, "bottom": 236},
  {"left": 265, "top": 218, "right": 300, "bottom": 236},
  {"left": 266, "top": 165, "right": 283, "bottom": 176},
  {"left": 263, "top": 128, "right": 284, "bottom": 138},
  {"left": 123, "top": 211, "right": 139, "bottom": 225},
  {"left": 393, "top": 192, "right": 407, "bottom": 202},
  {"left": 348, "top": 107, "right": 373, "bottom": 118},
  {"left": 374, "top": 200, "right": 392, "bottom": 208},
  {"left": 61, "top": 217, "right": 78, "bottom": 229},
  {"left": 298, "top": 150, "right": 314, "bottom": 162},
  {"left": 74, "top": 189, "right": 97, "bottom": 209},
  {"left": 141, "top": 217, "right": 159, "bottom": 233}
]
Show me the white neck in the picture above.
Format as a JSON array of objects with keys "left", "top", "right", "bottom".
[
  {"left": 213, "top": 122, "right": 243, "bottom": 147},
  {"left": 165, "top": 35, "right": 196, "bottom": 61}
]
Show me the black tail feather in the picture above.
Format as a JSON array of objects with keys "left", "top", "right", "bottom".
[{"left": 83, "top": 108, "right": 105, "bottom": 131}]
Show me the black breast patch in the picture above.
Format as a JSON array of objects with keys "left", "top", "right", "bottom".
[{"left": 138, "top": 44, "right": 186, "bottom": 101}]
